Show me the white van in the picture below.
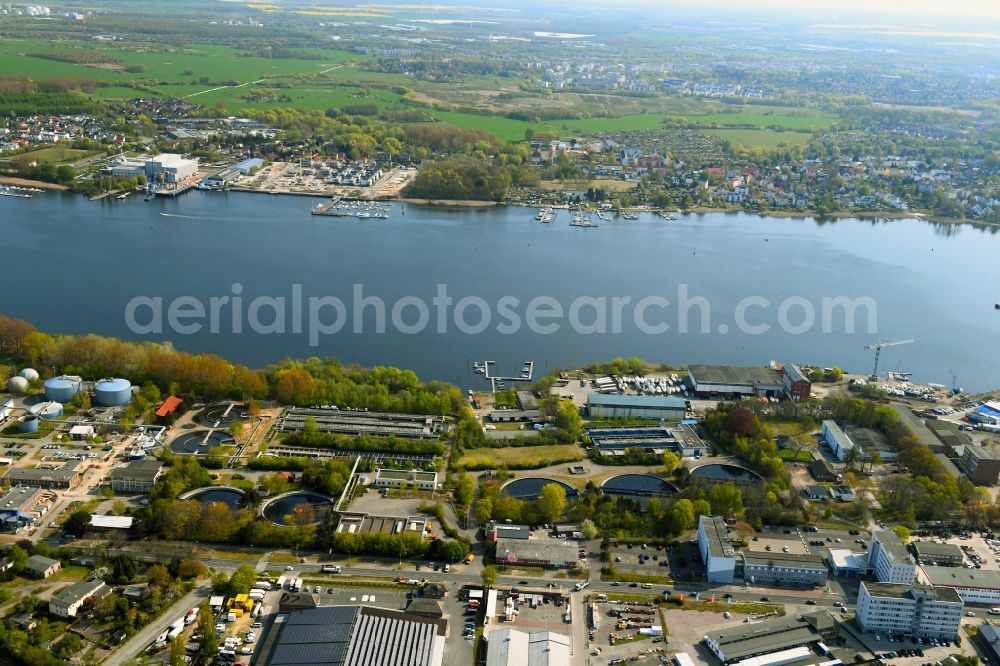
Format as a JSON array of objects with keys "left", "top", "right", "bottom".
[{"left": 989, "top": 607, "right": 1000, "bottom": 615}]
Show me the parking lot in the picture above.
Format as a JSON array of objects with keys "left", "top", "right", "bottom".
[{"left": 609, "top": 542, "right": 672, "bottom": 578}]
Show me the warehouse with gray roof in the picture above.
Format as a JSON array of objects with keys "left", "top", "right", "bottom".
[
  {"left": 257, "top": 605, "right": 445, "bottom": 666},
  {"left": 703, "top": 615, "right": 824, "bottom": 663}
]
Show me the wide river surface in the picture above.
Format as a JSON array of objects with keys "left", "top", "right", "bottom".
[{"left": 3, "top": 190, "right": 999, "bottom": 390}]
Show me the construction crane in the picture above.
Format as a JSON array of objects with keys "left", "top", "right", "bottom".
[{"left": 864, "top": 339, "right": 914, "bottom": 380}]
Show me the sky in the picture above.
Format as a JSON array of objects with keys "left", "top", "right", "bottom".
[{"left": 652, "top": 0, "right": 1000, "bottom": 19}]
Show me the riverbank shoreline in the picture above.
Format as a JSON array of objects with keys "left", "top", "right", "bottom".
[{"left": 0, "top": 176, "right": 68, "bottom": 190}]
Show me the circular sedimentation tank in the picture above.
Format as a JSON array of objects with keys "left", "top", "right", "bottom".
[
  {"left": 690, "top": 463, "right": 763, "bottom": 484},
  {"left": 44, "top": 375, "right": 82, "bottom": 403},
  {"left": 601, "top": 474, "right": 677, "bottom": 498},
  {"left": 30, "top": 401, "right": 64, "bottom": 420},
  {"left": 501, "top": 477, "right": 578, "bottom": 501},
  {"left": 197, "top": 403, "right": 245, "bottom": 428},
  {"left": 262, "top": 492, "right": 332, "bottom": 526},
  {"left": 6, "top": 376, "right": 29, "bottom": 394},
  {"left": 17, "top": 415, "right": 39, "bottom": 434},
  {"left": 95, "top": 378, "right": 132, "bottom": 407},
  {"left": 181, "top": 487, "right": 247, "bottom": 510},
  {"left": 169, "top": 430, "right": 235, "bottom": 455}
]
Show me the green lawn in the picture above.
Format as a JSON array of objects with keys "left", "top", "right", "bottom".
[
  {"left": 16, "top": 146, "right": 96, "bottom": 164},
  {"left": 705, "top": 128, "right": 813, "bottom": 148}
]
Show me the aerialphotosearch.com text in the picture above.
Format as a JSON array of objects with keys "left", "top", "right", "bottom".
[{"left": 125, "top": 283, "right": 878, "bottom": 346}]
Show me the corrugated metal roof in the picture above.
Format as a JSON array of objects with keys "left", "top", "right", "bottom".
[{"left": 587, "top": 394, "right": 686, "bottom": 408}]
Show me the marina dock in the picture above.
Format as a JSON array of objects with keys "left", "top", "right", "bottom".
[{"left": 311, "top": 198, "right": 390, "bottom": 219}]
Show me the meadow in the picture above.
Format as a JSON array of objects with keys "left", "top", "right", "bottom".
[
  {"left": 455, "top": 444, "right": 585, "bottom": 469},
  {"left": 4, "top": 38, "right": 837, "bottom": 147}
]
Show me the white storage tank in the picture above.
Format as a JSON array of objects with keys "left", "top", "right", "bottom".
[
  {"left": 95, "top": 378, "right": 132, "bottom": 407},
  {"left": 6, "top": 376, "right": 29, "bottom": 394},
  {"left": 44, "top": 375, "right": 82, "bottom": 403},
  {"left": 18, "top": 368, "right": 39, "bottom": 382}
]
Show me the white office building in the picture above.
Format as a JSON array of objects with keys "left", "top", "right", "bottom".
[
  {"left": 856, "top": 582, "right": 963, "bottom": 640},
  {"left": 698, "top": 515, "right": 736, "bottom": 584},
  {"left": 869, "top": 530, "right": 917, "bottom": 584}
]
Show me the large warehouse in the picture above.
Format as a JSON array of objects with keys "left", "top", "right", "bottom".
[
  {"left": 257, "top": 605, "right": 446, "bottom": 666},
  {"left": 687, "top": 365, "right": 785, "bottom": 398},
  {"left": 586, "top": 394, "right": 686, "bottom": 420},
  {"left": 586, "top": 423, "right": 706, "bottom": 457},
  {"left": 485, "top": 628, "right": 570, "bottom": 666},
  {"left": 918, "top": 566, "right": 1000, "bottom": 605},
  {"left": 703, "top": 613, "right": 833, "bottom": 664}
]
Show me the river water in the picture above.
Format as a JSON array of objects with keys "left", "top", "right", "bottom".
[{"left": 3, "top": 190, "right": 998, "bottom": 390}]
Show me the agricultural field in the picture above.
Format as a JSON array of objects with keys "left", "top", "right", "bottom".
[
  {"left": 1, "top": 37, "right": 840, "bottom": 145},
  {"left": 455, "top": 444, "right": 585, "bottom": 469},
  {"left": 704, "top": 128, "right": 813, "bottom": 148}
]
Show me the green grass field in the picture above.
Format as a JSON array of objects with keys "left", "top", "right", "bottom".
[
  {"left": 2, "top": 38, "right": 839, "bottom": 145},
  {"left": 705, "top": 128, "right": 813, "bottom": 148},
  {"left": 16, "top": 146, "right": 96, "bottom": 164},
  {"left": 456, "top": 444, "right": 584, "bottom": 468}
]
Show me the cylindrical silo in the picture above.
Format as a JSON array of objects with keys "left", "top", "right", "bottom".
[
  {"left": 44, "top": 376, "right": 82, "bottom": 403},
  {"left": 95, "top": 378, "right": 132, "bottom": 407},
  {"left": 17, "top": 415, "right": 39, "bottom": 434},
  {"left": 18, "top": 368, "right": 39, "bottom": 382},
  {"left": 6, "top": 376, "right": 29, "bottom": 394}
]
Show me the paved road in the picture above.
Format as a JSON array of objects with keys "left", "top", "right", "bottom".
[{"left": 104, "top": 582, "right": 211, "bottom": 666}]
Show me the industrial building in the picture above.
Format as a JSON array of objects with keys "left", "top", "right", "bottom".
[
  {"left": 698, "top": 515, "right": 737, "bottom": 583},
  {"left": 782, "top": 365, "right": 812, "bottom": 401},
  {"left": 487, "top": 409, "right": 545, "bottom": 424},
  {"left": 960, "top": 445, "right": 1000, "bottom": 485},
  {"left": 918, "top": 565, "right": 1000, "bottom": 605},
  {"left": 202, "top": 168, "right": 240, "bottom": 189},
  {"left": 49, "top": 580, "right": 109, "bottom": 619},
  {"left": 256, "top": 605, "right": 445, "bottom": 666},
  {"left": 586, "top": 423, "right": 707, "bottom": 457},
  {"left": 333, "top": 513, "right": 428, "bottom": 538},
  {"left": 494, "top": 537, "right": 578, "bottom": 569},
  {"left": 869, "top": 530, "right": 917, "bottom": 584},
  {"left": 107, "top": 154, "right": 198, "bottom": 184},
  {"left": 855, "top": 582, "right": 963, "bottom": 640},
  {"left": 4, "top": 459, "right": 82, "bottom": 489},
  {"left": 968, "top": 402, "right": 1000, "bottom": 427},
  {"left": 373, "top": 469, "right": 439, "bottom": 491},
  {"left": 145, "top": 153, "right": 199, "bottom": 184},
  {"left": 703, "top": 613, "right": 833, "bottom": 664},
  {"left": 485, "top": 628, "right": 570, "bottom": 666},
  {"left": 586, "top": 394, "right": 686, "bottom": 421},
  {"left": 485, "top": 522, "right": 531, "bottom": 541},
  {"left": 109, "top": 460, "right": 164, "bottom": 493},
  {"left": 278, "top": 407, "right": 444, "bottom": 440},
  {"left": 687, "top": 365, "right": 785, "bottom": 398},
  {"left": 0, "top": 486, "right": 50, "bottom": 532},
  {"left": 741, "top": 551, "right": 828, "bottom": 586},
  {"left": 911, "top": 541, "right": 964, "bottom": 567},
  {"left": 25, "top": 555, "right": 60, "bottom": 578},
  {"left": 821, "top": 421, "right": 857, "bottom": 462},
  {"left": 233, "top": 157, "right": 264, "bottom": 175},
  {"left": 826, "top": 549, "right": 870, "bottom": 578}
]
